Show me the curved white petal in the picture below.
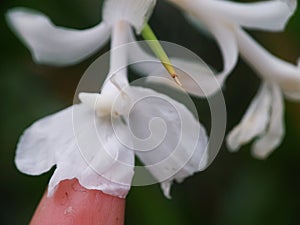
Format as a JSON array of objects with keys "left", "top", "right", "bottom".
[
  {"left": 6, "top": 8, "right": 111, "bottom": 66},
  {"left": 15, "top": 106, "right": 74, "bottom": 175},
  {"left": 252, "top": 84, "right": 285, "bottom": 159},
  {"left": 200, "top": 19, "right": 238, "bottom": 86},
  {"left": 160, "top": 132, "right": 208, "bottom": 198},
  {"left": 182, "top": 14, "right": 239, "bottom": 88},
  {"left": 226, "top": 83, "right": 272, "bottom": 151},
  {"left": 103, "top": 0, "right": 156, "bottom": 33},
  {"left": 280, "top": 59, "right": 300, "bottom": 100},
  {"left": 236, "top": 28, "right": 300, "bottom": 93},
  {"left": 203, "top": 0, "right": 296, "bottom": 31},
  {"left": 123, "top": 86, "right": 208, "bottom": 197},
  {"left": 168, "top": 0, "right": 296, "bottom": 31}
]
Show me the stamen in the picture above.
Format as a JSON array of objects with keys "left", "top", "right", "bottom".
[
  {"left": 141, "top": 23, "right": 182, "bottom": 86},
  {"left": 173, "top": 75, "right": 182, "bottom": 86}
]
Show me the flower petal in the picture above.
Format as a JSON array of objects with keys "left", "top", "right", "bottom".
[
  {"left": 198, "top": 19, "right": 238, "bottom": 87},
  {"left": 183, "top": 14, "right": 239, "bottom": 88},
  {"left": 128, "top": 30, "right": 224, "bottom": 97},
  {"left": 69, "top": 102, "right": 135, "bottom": 198},
  {"left": 236, "top": 28, "right": 300, "bottom": 93},
  {"left": 168, "top": 0, "right": 296, "bottom": 31},
  {"left": 15, "top": 106, "right": 74, "bottom": 175},
  {"left": 16, "top": 102, "right": 134, "bottom": 198},
  {"left": 203, "top": 0, "right": 296, "bottom": 31},
  {"left": 122, "top": 86, "right": 208, "bottom": 197},
  {"left": 226, "top": 83, "right": 272, "bottom": 151},
  {"left": 6, "top": 7, "right": 111, "bottom": 66},
  {"left": 103, "top": 0, "right": 156, "bottom": 33},
  {"left": 48, "top": 112, "right": 134, "bottom": 198},
  {"left": 148, "top": 58, "right": 221, "bottom": 97},
  {"left": 252, "top": 84, "right": 285, "bottom": 159}
]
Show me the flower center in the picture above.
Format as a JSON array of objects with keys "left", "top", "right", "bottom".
[{"left": 79, "top": 85, "right": 129, "bottom": 119}]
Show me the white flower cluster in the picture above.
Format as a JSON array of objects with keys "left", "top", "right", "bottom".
[{"left": 6, "top": 0, "right": 299, "bottom": 198}]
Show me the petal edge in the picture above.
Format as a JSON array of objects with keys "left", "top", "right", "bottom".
[{"left": 6, "top": 7, "right": 111, "bottom": 66}]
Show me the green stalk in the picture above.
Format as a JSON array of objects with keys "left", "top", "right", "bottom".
[{"left": 141, "top": 23, "right": 181, "bottom": 86}]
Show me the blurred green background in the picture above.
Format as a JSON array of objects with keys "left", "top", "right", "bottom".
[{"left": 1, "top": 0, "right": 300, "bottom": 225}]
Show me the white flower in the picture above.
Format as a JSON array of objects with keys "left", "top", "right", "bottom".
[
  {"left": 166, "top": 0, "right": 297, "bottom": 85},
  {"left": 226, "top": 82, "right": 284, "bottom": 159},
  {"left": 6, "top": 0, "right": 218, "bottom": 98},
  {"left": 14, "top": 11, "right": 209, "bottom": 198},
  {"left": 165, "top": 0, "right": 299, "bottom": 157},
  {"left": 16, "top": 83, "right": 208, "bottom": 198},
  {"left": 6, "top": 0, "right": 156, "bottom": 66}
]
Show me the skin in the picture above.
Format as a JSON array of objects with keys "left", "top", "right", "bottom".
[{"left": 30, "top": 179, "right": 125, "bottom": 225}]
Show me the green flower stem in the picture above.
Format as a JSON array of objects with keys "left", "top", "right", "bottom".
[{"left": 141, "top": 23, "right": 181, "bottom": 85}]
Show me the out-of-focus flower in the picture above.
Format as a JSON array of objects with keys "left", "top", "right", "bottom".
[
  {"left": 166, "top": 0, "right": 297, "bottom": 85},
  {"left": 6, "top": 0, "right": 156, "bottom": 66},
  {"left": 225, "top": 26, "right": 300, "bottom": 158},
  {"left": 227, "top": 82, "right": 284, "bottom": 159},
  {"left": 166, "top": 0, "right": 299, "bottom": 157}
]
